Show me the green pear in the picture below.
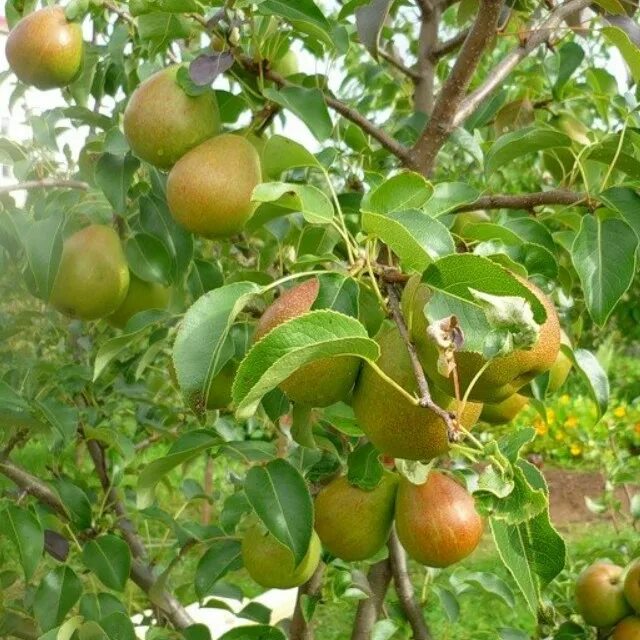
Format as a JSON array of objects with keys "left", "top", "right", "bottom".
[
  {"left": 124, "top": 65, "right": 220, "bottom": 169},
  {"left": 314, "top": 472, "right": 398, "bottom": 561},
  {"left": 624, "top": 559, "right": 640, "bottom": 613},
  {"left": 50, "top": 225, "right": 129, "bottom": 320},
  {"left": 108, "top": 274, "right": 170, "bottom": 329},
  {"left": 242, "top": 524, "right": 321, "bottom": 589},
  {"left": 576, "top": 562, "right": 632, "bottom": 628}
]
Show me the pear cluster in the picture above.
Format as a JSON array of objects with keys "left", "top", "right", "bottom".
[
  {"left": 575, "top": 559, "right": 640, "bottom": 637},
  {"left": 243, "top": 470, "right": 483, "bottom": 589}
]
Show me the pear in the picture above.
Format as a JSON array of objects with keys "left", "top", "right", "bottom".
[
  {"left": 254, "top": 278, "right": 361, "bottom": 407},
  {"left": 123, "top": 65, "right": 220, "bottom": 169},
  {"left": 624, "top": 559, "right": 640, "bottom": 613},
  {"left": 351, "top": 326, "right": 482, "bottom": 460},
  {"left": 167, "top": 134, "right": 262, "bottom": 238},
  {"left": 613, "top": 617, "right": 640, "bottom": 639},
  {"left": 108, "top": 274, "right": 170, "bottom": 329},
  {"left": 548, "top": 330, "right": 572, "bottom": 392},
  {"left": 314, "top": 472, "right": 398, "bottom": 561},
  {"left": 395, "top": 472, "right": 483, "bottom": 568},
  {"left": 6, "top": 7, "right": 83, "bottom": 89},
  {"left": 576, "top": 562, "right": 631, "bottom": 628},
  {"left": 50, "top": 225, "right": 129, "bottom": 320},
  {"left": 242, "top": 524, "right": 321, "bottom": 589},
  {"left": 480, "top": 393, "right": 529, "bottom": 425}
]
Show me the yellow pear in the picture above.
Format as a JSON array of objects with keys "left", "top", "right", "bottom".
[
  {"left": 167, "top": 134, "right": 261, "bottom": 238},
  {"left": 480, "top": 393, "right": 529, "bottom": 425},
  {"left": 50, "top": 225, "right": 129, "bottom": 320}
]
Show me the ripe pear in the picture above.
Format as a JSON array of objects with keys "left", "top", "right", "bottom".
[
  {"left": 314, "top": 472, "right": 398, "bottom": 561},
  {"left": 548, "top": 330, "right": 572, "bottom": 393},
  {"left": 254, "top": 278, "right": 361, "bottom": 407},
  {"left": 576, "top": 562, "right": 632, "bottom": 628},
  {"left": 6, "top": 7, "right": 83, "bottom": 89},
  {"left": 624, "top": 560, "right": 640, "bottom": 613},
  {"left": 108, "top": 274, "right": 170, "bottom": 329},
  {"left": 613, "top": 617, "right": 640, "bottom": 639},
  {"left": 404, "top": 275, "right": 561, "bottom": 403},
  {"left": 50, "top": 225, "right": 129, "bottom": 320},
  {"left": 242, "top": 524, "right": 321, "bottom": 589},
  {"left": 167, "top": 134, "right": 261, "bottom": 238},
  {"left": 480, "top": 393, "right": 529, "bottom": 425},
  {"left": 395, "top": 472, "right": 483, "bottom": 568},
  {"left": 123, "top": 65, "right": 220, "bottom": 169},
  {"left": 351, "top": 326, "right": 482, "bottom": 461}
]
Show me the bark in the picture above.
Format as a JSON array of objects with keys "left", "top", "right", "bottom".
[{"left": 350, "top": 559, "right": 393, "bottom": 640}]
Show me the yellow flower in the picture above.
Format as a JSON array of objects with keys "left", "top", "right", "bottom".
[
  {"left": 613, "top": 406, "right": 626, "bottom": 418},
  {"left": 560, "top": 394, "right": 570, "bottom": 406},
  {"left": 555, "top": 432, "right": 565, "bottom": 441},
  {"left": 570, "top": 443, "right": 582, "bottom": 456},
  {"left": 546, "top": 408, "right": 556, "bottom": 423},
  {"left": 564, "top": 416, "right": 578, "bottom": 429},
  {"left": 534, "top": 419, "right": 548, "bottom": 436}
]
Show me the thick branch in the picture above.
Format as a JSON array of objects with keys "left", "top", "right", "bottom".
[
  {"left": 454, "top": 189, "right": 590, "bottom": 212},
  {"left": 0, "top": 179, "right": 89, "bottom": 195},
  {"left": 237, "top": 55, "right": 414, "bottom": 166},
  {"left": 384, "top": 283, "right": 457, "bottom": 436},
  {"left": 411, "top": 0, "right": 504, "bottom": 174},
  {"left": 454, "top": 0, "right": 591, "bottom": 125},
  {"left": 414, "top": 5, "right": 440, "bottom": 113},
  {"left": 388, "top": 529, "right": 431, "bottom": 640},
  {"left": 290, "top": 563, "right": 325, "bottom": 640},
  {"left": 351, "top": 558, "right": 393, "bottom": 640}
]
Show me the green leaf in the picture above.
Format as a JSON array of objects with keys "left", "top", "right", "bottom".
[
  {"left": 424, "top": 182, "right": 480, "bottom": 217},
  {"left": 554, "top": 42, "right": 584, "bottom": 94},
  {"left": 82, "top": 535, "right": 131, "bottom": 591},
  {"left": 485, "top": 127, "right": 571, "bottom": 174},
  {"left": 371, "top": 619, "right": 399, "bottom": 640},
  {"left": 21, "top": 212, "right": 64, "bottom": 301},
  {"left": 244, "top": 459, "right": 313, "bottom": 566},
  {"left": 137, "top": 12, "right": 192, "bottom": 53},
  {"left": 571, "top": 215, "right": 637, "bottom": 326},
  {"left": 125, "top": 233, "right": 173, "bottom": 285},
  {"left": 137, "top": 431, "right": 219, "bottom": 509},
  {"left": 95, "top": 153, "right": 139, "bottom": 214},
  {"left": 262, "top": 87, "right": 332, "bottom": 141},
  {"left": 566, "top": 347, "right": 609, "bottom": 419},
  {"left": 347, "top": 442, "right": 383, "bottom": 490},
  {"left": 232, "top": 310, "right": 377, "bottom": 418},
  {"left": 313, "top": 273, "right": 360, "bottom": 318},
  {"left": 53, "top": 478, "right": 92, "bottom": 529},
  {"left": 218, "top": 627, "right": 286, "bottom": 640},
  {"left": 261, "top": 135, "right": 320, "bottom": 179},
  {"left": 363, "top": 208, "right": 455, "bottom": 271},
  {"left": 355, "top": 0, "right": 392, "bottom": 59},
  {"left": 362, "top": 171, "right": 433, "bottom": 213},
  {"left": 173, "top": 282, "right": 261, "bottom": 411},
  {"left": 602, "top": 26, "right": 640, "bottom": 82},
  {"left": 0, "top": 506, "right": 43, "bottom": 581},
  {"left": 130, "top": 0, "right": 198, "bottom": 15},
  {"left": 195, "top": 539, "right": 243, "bottom": 598},
  {"left": 598, "top": 186, "right": 640, "bottom": 240},
  {"left": 450, "top": 570, "right": 516, "bottom": 608},
  {"left": 96, "top": 612, "right": 136, "bottom": 640},
  {"left": 421, "top": 254, "right": 547, "bottom": 353},
  {"left": 93, "top": 311, "right": 167, "bottom": 381},
  {"left": 587, "top": 134, "right": 640, "bottom": 179},
  {"left": 251, "top": 182, "right": 333, "bottom": 224},
  {"left": 33, "top": 566, "right": 82, "bottom": 631}
]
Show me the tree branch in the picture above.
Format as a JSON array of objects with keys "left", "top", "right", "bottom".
[
  {"left": 379, "top": 49, "right": 422, "bottom": 81},
  {"left": 430, "top": 28, "right": 470, "bottom": 59},
  {"left": 388, "top": 529, "right": 432, "bottom": 640},
  {"left": 414, "top": 4, "right": 440, "bottom": 113},
  {"left": 453, "top": 0, "right": 592, "bottom": 126},
  {"left": 0, "top": 179, "right": 90, "bottom": 195},
  {"left": 290, "top": 562, "right": 325, "bottom": 640},
  {"left": 411, "top": 0, "right": 504, "bottom": 174},
  {"left": 384, "top": 282, "right": 458, "bottom": 438},
  {"left": 351, "top": 558, "right": 393, "bottom": 640},
  {"left": 454, "top": 189, "right": 591, "bottom": 212},
  {"left": 237, "top": 55, "right": 414, "bottom": 166}
]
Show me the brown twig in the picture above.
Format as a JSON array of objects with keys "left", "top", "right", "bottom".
[
  {"left": 388, "top": 528, "right": 432, "bottom": 640},
  {"left": 351, "top": 558, "right": 393, "bottom": 640},
  {"left": 384, "top": 283, "right": 458, "bottom": 438},
  {"left": 430, "top": 28, "right": 471, "bottom": 59},
  {"left": 237, "top": 55, "right": 414, "bottom": 166},
  {"left": 453, "top": 0, "right": 592, "bottom": 126},
  {"left": 290, "top": 563, "right": 326, "bottom": 640},
  {"left": 411, "top": 0, "right": 504, "bottom": 174},
  {"left": 0, "top": 179, "right": 90, "bottom": 194},
  {"left": 379, "top": 49, "right": 422, "bottom": 81},
  {"left": 454, "top": 189, "right": 591, "bottom": 212},
  {"left": 103, "top": 0, "right": 136, "bottom": 25}
]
